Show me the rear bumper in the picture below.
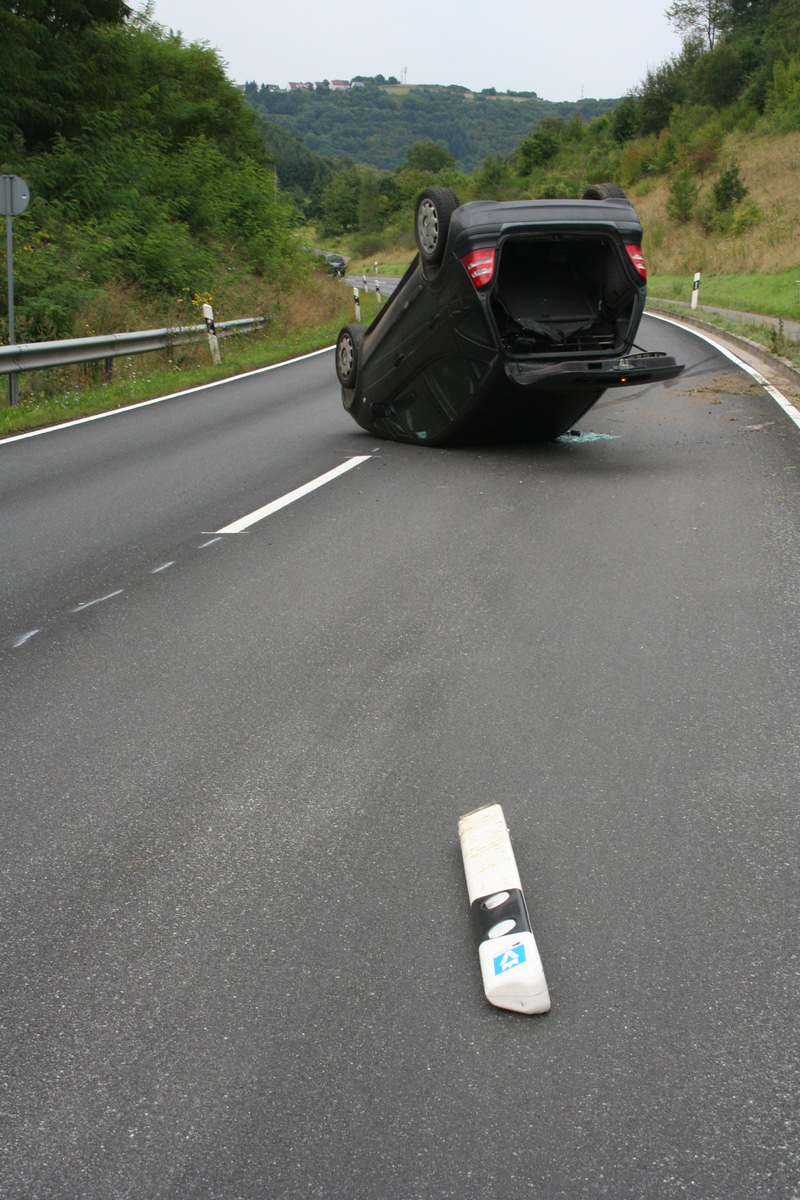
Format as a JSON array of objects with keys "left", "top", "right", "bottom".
[{"left": 505, "top": 352, "right": 684, "bottom": 391}]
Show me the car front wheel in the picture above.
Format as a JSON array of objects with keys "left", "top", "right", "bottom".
[{"left": 335, "top": 325, "right": 364, "bottom": 392}]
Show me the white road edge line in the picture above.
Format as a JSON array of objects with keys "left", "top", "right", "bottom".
[
  {"left": 216, "top": 456, "right": 372, "bottom": 534},
  {"left": 458, "top": 803, "right": 551, "bottom": 1016},
  {"left": 0, "top": 346, "right": 334, "bottom": 445},
  {"left": 648, "top": 311, "right": 800, "bottom": 431}
]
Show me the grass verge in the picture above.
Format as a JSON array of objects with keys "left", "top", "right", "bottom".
[
  {"left": 649, "top": 271, "right": 800, "bottom": 320},
  {"left": 649, "top": 273, "right": 800, "bottom": 370}
]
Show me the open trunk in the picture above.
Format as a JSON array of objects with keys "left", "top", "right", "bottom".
[{"left": 489, "top": 235, "right": 640, "bottom": 358}]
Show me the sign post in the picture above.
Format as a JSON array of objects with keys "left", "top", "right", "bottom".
[{"left": 1, "top": 175, "right": 30, "bottom": 406}]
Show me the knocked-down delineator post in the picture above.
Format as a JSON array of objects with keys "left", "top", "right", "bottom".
[{"left": 458, "top": 803, "right": 551, "bottom": 1015}]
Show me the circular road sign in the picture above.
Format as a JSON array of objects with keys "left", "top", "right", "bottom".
[{"left": 0, "top": 175, "right": 30, "bottom": 217}]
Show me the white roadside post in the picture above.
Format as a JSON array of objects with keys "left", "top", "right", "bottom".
[
  {"left": 691, "top": 271, "right": 701, "bottom": 310},
  {"left": 458, "top": 803, "right": 551, "bottom": 1015},
  {"left": 202, "top": 303, "right": 222, "bottom": 365},
  {"left": 353, "top": 287, "right": 361, "bottom": 322},
  {"left": 376, "top": 283, "right": 382, "bottom": 305}
]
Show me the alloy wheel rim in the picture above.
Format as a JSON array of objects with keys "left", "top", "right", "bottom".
[{"left": 417, "top": 199, "right": 439, "bottom": 254}]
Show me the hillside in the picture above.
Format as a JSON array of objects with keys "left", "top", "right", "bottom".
[
  {"left": 245, "top": 81, "right": 619, "bottom": 172},
  {"left": 631, "top": 130, "right": 800, "bottom": 278}
]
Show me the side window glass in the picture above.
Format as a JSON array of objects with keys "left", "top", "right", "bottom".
[{"left": 380, "top": 358, "right": 490, "bottom": 442}]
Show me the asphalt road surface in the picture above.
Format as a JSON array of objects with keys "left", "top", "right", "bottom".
[{"left": 1, "top": 317, "right": 798, "bottom": 1199}]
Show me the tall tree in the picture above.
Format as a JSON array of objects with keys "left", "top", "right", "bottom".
[
  {"left": 665, "top": 0, "right": 734, "bottom": 49},
  {"left": 0, "top": 0, "right": 131, "bottom": 153}
]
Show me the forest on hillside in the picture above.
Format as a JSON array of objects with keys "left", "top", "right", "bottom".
[
  {"left": 295, "top": 0, "right": 800, "bottom": 255},
  {"left": 245, "top": 82, "right": 617, "bottom": 172}
]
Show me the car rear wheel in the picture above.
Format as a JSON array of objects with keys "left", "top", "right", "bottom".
[
  {"left": 415, "top": 187, "right": 459, "bottom": 265},
  {"left": 335, "top": 325, "right": 364, "bottom": 392},
  {"left": 583, "top": 182, "right": 627, "bottom": 200}
]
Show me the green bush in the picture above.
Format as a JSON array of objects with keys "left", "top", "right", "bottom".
[
  {"left": 765, "top": 55, "right": 800, "bottom": 130},
  {"left": 712, "top": 162, "right": 748, "bottom": 211},
  {"left": 666, "top": 169, "right": 701, "bottom": 223},
  {"left": 729, "top": 198, "right": 764, "bottom": 235}
]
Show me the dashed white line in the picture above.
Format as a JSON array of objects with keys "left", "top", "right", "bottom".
[
  {"left": 72, "top": 589, "right": 124, "bottom": 613},
  {"left": 216, "top": 455, "right": 372, "bottom": 534},
  {"left": 13, "top": 630, "right": 40, "bottom": 649},
  {"left": 9, "top": 456, "right": 370, "bottom": 648}
]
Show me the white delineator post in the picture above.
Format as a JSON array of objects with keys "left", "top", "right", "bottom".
[
  {"left": 691, "top": 272, "right": 701, "bottom": 310},
  {"left": 353, "top": 287, "right": 361, "bottom": 322},
  {"left": 203, "top": 303, "right": 221, "bottom": 365},
  {"left": 458, "top": 803, "right": 551, "bottom": 1015}
]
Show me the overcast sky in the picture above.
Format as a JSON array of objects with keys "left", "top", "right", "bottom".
[{"left": 143, "top": 0, "right": 683, "bottom": 102}]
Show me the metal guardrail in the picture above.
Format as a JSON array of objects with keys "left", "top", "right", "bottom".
[{"left": 0, "top": 317, "right": 264, "bottom": 377}]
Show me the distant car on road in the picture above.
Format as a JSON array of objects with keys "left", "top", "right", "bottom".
[
  {"left": 335, "top": 185, "right": 684, "bottom": 444},
  {"left": 323, "top": 252, "right": 346, "bottom": 275}
]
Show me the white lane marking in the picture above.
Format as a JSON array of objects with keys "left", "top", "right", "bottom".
[
  {"left": 72, "top": 589, "right": 124, "bottom": 613},
  {"left": 10, "top": 455, "right": 367, "bottom": 645},
  {"left": 0, "top": 347, "right": 334, "bottom": 444},
  {"left": 13, "top": 630, "right": 40, "bottom": 648},
  {"left": 648, "top": 312, "right": 800, "bottom": 431},
  {"left": 216, "top": 456, "right": 372, "bottom": 534}
]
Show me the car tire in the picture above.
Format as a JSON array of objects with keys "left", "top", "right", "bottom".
[
  {"left": 335, "top": 325, "right": 364, "bottom": 391},
  {"left": 415, "top": 187, "right": 459, "bottom": 265},
  {"left": 582, "top": 182, "right": 627, "bottom": 200}
]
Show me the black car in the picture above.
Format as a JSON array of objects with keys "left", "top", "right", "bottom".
[
  {"left": 335, "top": 185, "right": 684, "bottom": 444},
  {"left": 324, "top": 252, "right": 346, "bottom": 275}
]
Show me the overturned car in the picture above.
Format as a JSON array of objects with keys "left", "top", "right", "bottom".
[{"left": 335, "top": 185, "right": 684, "bottom": 444}]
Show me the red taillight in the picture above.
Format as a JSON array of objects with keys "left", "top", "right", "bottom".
[
  {"left": 462, "top": 248, "right": 496, "bottom": 288},
  {"left": 626, "top": 244, "right": 647, "bottom": 279}
]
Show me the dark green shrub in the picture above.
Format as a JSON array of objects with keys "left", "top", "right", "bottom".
[
  {"left": 712, "top": 162, "right": 748, "bottom": 210},
  {"left": 666, "top": 169, "right": 701, "bottom": 223}
]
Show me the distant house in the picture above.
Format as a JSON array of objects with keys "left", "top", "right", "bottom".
[
  {"left": 288, "top": 81, "right": 313, "bottom": 91},
  {"left": 330, "top": 80, "right": 350, "bottom": 90}
]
